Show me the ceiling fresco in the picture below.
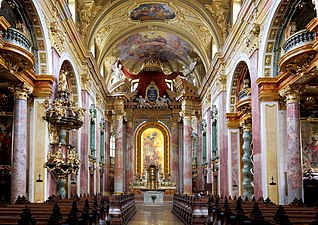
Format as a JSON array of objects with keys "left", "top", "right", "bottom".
[
  {"left": 84, "top": 0, "right": 224, "bottom": 86},
  {"left": 114, "top": 31, "right": 195, "bottom": 72},
  {"left": 130, "top": 3, "right": 176, "bottom": 21}
]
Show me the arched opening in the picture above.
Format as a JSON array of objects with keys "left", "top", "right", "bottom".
[
  {"left": 131, "top": 121, "right": 176, "bottom": 191},
  {"left": 229, "top": 61, "right": 253, "bottom": 199}
]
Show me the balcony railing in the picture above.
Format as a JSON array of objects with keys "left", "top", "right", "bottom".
[
  {"left": 2, "top": 28, "right": 31, "bottom": 51},
  {"left": 283, "top": 29, "right": 316, "bottom": 53},
  {"left": 238, "top": 88, "right": 251, "bottom": 101}
]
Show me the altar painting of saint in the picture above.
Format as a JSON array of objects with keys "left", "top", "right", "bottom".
[
  {"left": 141, "top": 128, "right": 164, "bottom": 171},
  {"left": 301, "top": 121, "right": 318, "bottom": 171}
]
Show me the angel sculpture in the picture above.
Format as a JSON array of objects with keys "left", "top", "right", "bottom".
[
  {"left": 180, "top": 61, "right": 197, "bottom": 77},
  {"left": 110, "top": 60, "right": 125, "bottom": 83}
]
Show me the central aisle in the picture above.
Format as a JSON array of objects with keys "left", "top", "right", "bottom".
[{"left": 128, "top": 202, "right": 183, "bottom": 225}]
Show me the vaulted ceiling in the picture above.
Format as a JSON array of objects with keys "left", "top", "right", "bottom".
[{"left": 78, "top": 0, "right": 229, "bottom": 87}]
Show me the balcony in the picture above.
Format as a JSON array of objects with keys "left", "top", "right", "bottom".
[
  {"left": 283, "top": 29, "right": 315, "bottom": 53},
  {"left": 279, "top": 29, "right": 317, "bottom": 73},
  {"left": 2, "top": 28, "right": 31, "bottom": 52}
]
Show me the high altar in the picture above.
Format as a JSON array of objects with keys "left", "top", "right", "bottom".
[
  {"left": 129, "top": 164, "right": 176, "bottom": 191},
  {"left": 129, "top": 121, "right": 176, "bottom": 193}
]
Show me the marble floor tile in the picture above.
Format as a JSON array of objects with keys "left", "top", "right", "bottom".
[{"left": 128, "top": 202, "right": 183, "bottom": 225}]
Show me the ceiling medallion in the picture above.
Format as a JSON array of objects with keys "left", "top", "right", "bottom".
[{"left": 130, "top": 3, "right": 176, "bottom": 21}]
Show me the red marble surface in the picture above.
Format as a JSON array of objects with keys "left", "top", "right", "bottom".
[
  {"left": 231, "top": 131, "right": 239, "bottom": 197},
  {"left": 286, "top": 101, "right": 302, "bottom": 202},
  {"left": 114, "top": 118, "right": 124, "bottom": 193},
  {"left": 250, "top": 50, "right": 262, "bottom": 198},
  {"left": 219, "top": 92, "right": 229, "bottom": 197},
  {"left": 171, "top": 123, "right": 179, "bottom": 187},
  {"left": 183, "top": 117, "right": 192, "bottom": 194},
  {"left": 207, "top": 108, "right": 212, "bottom": 183},
  {"left": 80, "top": 90, "right": 89, "bottom": 194},
  {"left": 126, "top": 123, "right": 134, "bottom": 192},
  {"left": 104, "top": 121, "right": 111, "bottom": 193},
  {"left": 11, "top": 99, "right": 27, "bottom": 203}
]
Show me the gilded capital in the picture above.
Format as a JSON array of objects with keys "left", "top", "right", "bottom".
[
  {"left": 10, "top": 84, "right": 33, "bottom": 100},
  {"left": 240, "top": 118, "right": 252, "bottom": 131},
  {"left": 81, "top": 73, "right": 91, "bottom": 90},
  {"left": 279, "top": 87, "right": 301, "bottom": 104},
  {"left": 215, "top": 74, "right": 227, "bottom": 92},
  {"left": 125, "top": 111, "right": 134, "bottom": 126},
  {"left": 180, "top": 108, "right": 192, "bottom": 118}
]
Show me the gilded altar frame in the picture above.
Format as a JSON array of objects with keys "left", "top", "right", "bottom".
[{"left": 135, "top": 121, "right": 170, "bottom": 175}]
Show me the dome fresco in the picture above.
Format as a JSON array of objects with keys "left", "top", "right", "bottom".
[{"left": 130, "top": 3, "right": 176, "bottom": 21}]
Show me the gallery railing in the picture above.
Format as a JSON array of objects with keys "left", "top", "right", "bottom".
[{"left": 2, "top": 28, "right": 31, "bottom": 51}]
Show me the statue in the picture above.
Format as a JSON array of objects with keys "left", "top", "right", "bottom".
[
  {"left": 58, "top": 70, "right": 68, "bottom": 91},
  {"left": 180, "top": 61, "right": 197, "bottom": 77},
  {"left": 110, "top": 60, "right": 125, "bottom": 83},
  {"left": 155, "top": 95, "right": 171, "bottom": 108},
  {"left": 136, "top": 95, "right": 151, "bottom": 108}
]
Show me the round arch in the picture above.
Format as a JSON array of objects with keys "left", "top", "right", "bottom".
[
  {"left": 227, "top": 57, "right": 251, "bottom": 113},
  {"left": 135, "top": 121, "right": 170, "bottom": 176},
  {"left": 58, "top": 56, "right": 82, "bottom": 107}
]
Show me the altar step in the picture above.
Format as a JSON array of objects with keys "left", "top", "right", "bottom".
[{"left": 128, "top": 202, "right": 183, "bottom": 225}]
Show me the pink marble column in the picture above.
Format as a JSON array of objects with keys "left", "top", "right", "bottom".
[
  {"left": 218, "top": 91, "right": 229, "bottom": 197},
  {"left": 104, "top": 118, "right": 111, "bottom": 194},
  {"left": 285, "top": 90, "right": 302, "bottom": 203},
  {"left": 126, "top": 119, "right": 134, "bottom": 192},
  {"left": 80, "top": 90, "right": 89, "bottom": 194},
  {"left": 249, "top": 50, "right": 263, "bottom": 198},
  {"left": 231, "top": 131, "right": 239, "bottom": 198},
  {"left": 196, "top": 114, "right": 203, "bottom": 191},
  {"left": 114, "top": 104, "right": 124, "bottom": 194},
  {"left": 11, "top": 85, "right": 31, "bottom": 203},
  {"left": 183, "top": 111, "right": 192, "bottom": 195},
  {"left": 171, "top": 114, "right": 179, "bottom": 191},
  {"left": 206, "top": 108, "right": 212, "bottom": 183}
]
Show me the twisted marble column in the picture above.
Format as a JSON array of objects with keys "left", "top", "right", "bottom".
[
  {"left": 241, "top": 120, "right": 254, "bottom": 200},
  {"left": 10, "top": 85, "right": 32, "bottom": 203}
]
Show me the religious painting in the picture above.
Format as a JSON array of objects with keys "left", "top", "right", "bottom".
[
  {"left": 114, "top": 31, "right": 193, "bottom": 73},
  {"left": 141, "top": 127, "right": 164, "bottom": 171},
  {"left": 301, "top": 121, "right": 318, "bottom": 171},
  {"left": 130, "top": 3, "right": 176, "bottom": 21},
  {"left": 0, "top": 116, "right": 12, "bottom": 165},
  {"left": 135, "top": 122, "right": 170, "bottom": 176}
]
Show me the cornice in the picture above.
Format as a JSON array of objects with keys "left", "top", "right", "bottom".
[
  {"left": 256, "top": 77, "right": 280, "bottom": 102},
  {"left": 226, "top": 112, "right": 239, "bottom": 128}
]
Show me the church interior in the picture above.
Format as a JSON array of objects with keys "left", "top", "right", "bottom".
[{"left": 1, "top": 0, "right": 318, "bottom": 223}]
